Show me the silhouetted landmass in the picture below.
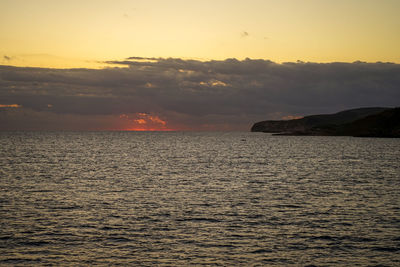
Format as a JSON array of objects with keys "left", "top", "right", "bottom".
[
  {"left": 251, "top": 107, "right": 400, "bottom": 137},
  {"left": 251, "top": 107, "right": 388, "bottom": 133}
]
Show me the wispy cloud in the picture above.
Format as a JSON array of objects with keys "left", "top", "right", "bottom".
[
  {"left": 241, "top": 31, "right": 249, "bottom": 38},
  {"left": 0, "top": 104, "right": 21, "bottom": 108}
]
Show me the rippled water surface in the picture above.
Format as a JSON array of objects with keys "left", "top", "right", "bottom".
[{"left": 1, "top": 132, "right": 399, "bottom": 266}]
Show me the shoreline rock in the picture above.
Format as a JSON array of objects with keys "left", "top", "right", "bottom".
[{"left": 251, "top": 107, "right": 400, "bottom": 138}]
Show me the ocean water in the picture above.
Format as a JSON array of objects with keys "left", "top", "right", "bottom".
[{"left": 0, "top": 131, "right": 399, "bottom": 266}]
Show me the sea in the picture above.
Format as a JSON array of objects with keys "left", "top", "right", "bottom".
[{"left": 0, "top": 131, "right": 399, "bottom": 266}]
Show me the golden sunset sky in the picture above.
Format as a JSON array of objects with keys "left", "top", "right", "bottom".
[{"left": 1, "top": 0, "right": 399, "bottom": 68}]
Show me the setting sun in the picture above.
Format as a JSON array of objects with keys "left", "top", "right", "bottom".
[{"left": 117, "top": 113, "right": 173, "bottom": 131}]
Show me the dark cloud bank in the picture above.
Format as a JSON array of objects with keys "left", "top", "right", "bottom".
[{"left": 1, "top": 58, "right": 399, "bottom": 130}]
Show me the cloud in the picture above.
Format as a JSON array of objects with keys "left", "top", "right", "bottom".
[
  {"left": 0, "top": 58, "right": 399, "bottom": 130},
  {"left": 126, "top": 56, "right": 159, "bottom": 62},
  {"left": 3, "top": 56, "right": 12, "bottom": 61},
  {"left": 241, "top": 31, "right": 249, "bottom": 38},
  {"left": 0, "top": 104, "right": 22, "bottom": 108},
  {"left": 281, "top": 115, "right": 303, "bottom": 120}
]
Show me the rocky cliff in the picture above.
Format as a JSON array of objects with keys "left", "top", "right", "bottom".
[{"left": 251, "top": 107, "right": 400, "bottom": 137}]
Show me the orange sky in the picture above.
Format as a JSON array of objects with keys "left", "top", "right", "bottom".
[{"left": 1, "top": 0, "right": 399, "bottom": 69}]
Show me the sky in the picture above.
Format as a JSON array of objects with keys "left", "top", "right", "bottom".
[{"left": 0, "top": 0, "right": 400, "bottom": 131}]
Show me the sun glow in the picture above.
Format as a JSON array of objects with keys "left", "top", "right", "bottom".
[
  {"left": 281, "top": 115, "right": 303, "bottom": 120},
  {"left": 0, "top": 104, "right": 22, "bottom": 108},
  {"left": 118, "top": 113, "right": 172, "bottom": 131}
]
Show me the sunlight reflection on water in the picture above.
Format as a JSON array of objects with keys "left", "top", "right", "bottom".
[{"left": 0, "top": 132, "right": 399, "bottom": 266}]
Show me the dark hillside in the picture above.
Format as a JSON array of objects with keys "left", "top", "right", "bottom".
[
  {"left": 337, "top": 108, "right": 400, "bottom": 137},
  {"left": 251, "top": 107, "right": 389, "bottom": 133}
]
